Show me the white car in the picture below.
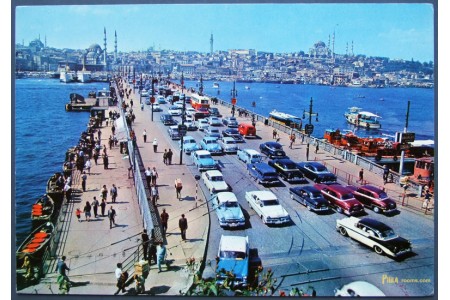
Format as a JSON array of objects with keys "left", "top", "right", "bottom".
[
  {"left": 168, "top": 105, "right": 182, "bottom": 116},
  {"left": 197, "top": 119, "right": 209, "bottom": 131},
  {"left": 334, "top": 281, "right": 385, "bottom": 297},
  {"left": 202, "top": 170, "right": 229, "bottom": 194},
  {"left": 245, "top": 190, "right": 290, "bottom": 225},
  {"left": 208, "top": 116, "right": 222, "bottom": 126},
  {"left": 218, "top": 137, "right": 239, "bottom": 154},
  {"left": 174, "top": 101, "right": 184, "bottom": 109},
  {"left": 151, "top": 103, "right": 162, "bottom": 112},
  {"left": 186, "top": 107, "right": 196, "bottom": 117},
  {"left": 237, "top": 149, "right": 263, "bottom": 164}
]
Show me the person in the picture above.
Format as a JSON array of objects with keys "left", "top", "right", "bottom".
[
  {"left": 163, "top": 149, "right": 168, "bottom": 165},
  {"left": 111, "top": 124, "right": 116, "bottom": 136},
  {"left": 289, "top": 134, "right": 296, "bottom": 149},
  {"left": 101, "top": 185, "right": 108, "bottom": 201},
  {"left": 114, "top": 263, "right": 128, "bottom": 295},
  {"left": 156, "top": 242, "right": 167, "bottom": 272},
  {"left": 92, "top": 196, "right": 99, "bottom": 218},
  {"left": 149, "top": 238, "right": 157, "bottom": 265},
  {"left": 151, "top": 184, "right": 159, "bottom": 206},
  {"left": 110, "top": 184, "right": 118, "bottom": 203},
  {"left": 21, "top": 255, "right": 34, "bottom": 281},
  {"left": 108, "top": 206, "right": 117, "bottom": 228},
  {"left": 85, "top": 159, "right": 91, "bottom": 175},
  {"left": 57, "top": 255, "right": 70, "bottom": 283},
  {"left": 133, "top": 273, "right": 145, "bottom": 294},
  {"left": 153, "top": 138, "right": 158, "bottom": 153},
  {"left": 97, "top": 129, "right": 102, "bottom": 141},
  {"left": 423, "top": 190, "right": 432, "bottom": 210},
  {"left": 151, "top": 167, "right": 159, "bottom": 186},
  {"left": 100, "top": 198, "right": 107, "bottom": 217},
  {"left": 175, "top": 178, "right": 183, "bottom": 199},
  {"left": 383, "top": 165, "right": 390, "bottom": 184},
  {"left": 64, "top": 182, "right": 72, "bottom": 202},
  {"left": 143, "top": 129, "right": 147, "bottom": 143},
  {"left": 144, "top": 167, "right": 152, "bottom": 189},
  {"left": 359, "top": 168, "right": 364, "bottom": 183},
  {"left": 179, "top": 214, "right": 188, "bottom": 241},
  {"left": 141, "top": 229, "right": 149, "bottom": 260},
  {"left": 140, "top": 102, "right": 144, "bottom": 111},
  {"left": 315, "top": 142, "right": 319, "bottom": 154},
  {"left": 103, "top": 154, "right": 109, "bottom": 169},
  {"left": 167, "top": 149, "right": 173, "bottom": 165},
  {"left": 160, "top": 209, "right": 169, "bottom": 235},
  {"left": 93, "top": 151, "right": 99, "bottom": 165},
  {"left": 83, "top": 201, "right": 92, "bottom": 222},
  {"left": 75, "top": 208, "right": 82, "bottom": 222},
  {"left": 81, "top": 171, "right": 87, "bottom": 192},
  {"left": 272, "top": 129, "right": 277, "bottom": 139},
  {"left": 130, "top": 99, "right": 134, "bottom": 108}
]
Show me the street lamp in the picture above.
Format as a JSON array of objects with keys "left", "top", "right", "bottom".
[
  {"left": 151, "top": 77, "right": 157, "bottom": 121},
  {"left": 179, "top": 72, "right": 186, "bottom": 165},
  {"left": 199, "top": 75, "right": 204, "bottom": 96},
  {"left": 302, "top": 97, "right": 319, "bottom": 161},
  {"left": 231, "top": 81, "right": 237, "bottom": 117}
]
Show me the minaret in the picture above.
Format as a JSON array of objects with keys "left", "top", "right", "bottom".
[
  {"left": 210, "top": 33, "right": 213, "bottom": 55},
  {"left": 103, "top": 27, "right": 107, "bottom": 68},
  {"left": 332, "top": 30, "right": 335, "bottom": 61},
  {"left": 328, "top": 34, "right": 331, "bottom": 57},
  {"left": 114, "top": 30, "right": 117, "bottom": 62}
]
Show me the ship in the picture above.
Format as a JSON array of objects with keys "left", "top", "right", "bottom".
[
  {"left": 212, "top": 82, "right": 220, "bottom": 88},
  {"left": 269, "top": 110, "right": 302, "bottom": 130},
  {"left": 344, "top": 107, "right": 381, "bottom": 129},
  {"left": 77, "top": 70, "right": 92, "bottom": 83},
  {"left": 59, "top": 70, "right": 76, "bottom": 83}
]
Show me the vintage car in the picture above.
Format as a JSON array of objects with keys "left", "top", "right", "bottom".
[
  {"left": 205, "top": 127, "right": 222, "bottom": 139},
  {"left": 200, "top": 137, "right": 223, "bottom": 155},
  {"left": 160, "top": 114, "right": 177, "bottom": 126},
  {"left": 289, "top": 186, "right": 330, "bottom": 212},
  {"left": 216, "top": 235, "right": 249, "bottom": 286},
  {"left": 247, "top": 162, "right": 280, "bottom": 185},
  {"left": 259, "top": 142, "right": 288, "bottom": 159},
  {"left": 347, "top": 184, "right": 397, "bottom": 214},
  {"left": 211, "top": 192, "right": 246, "bottom": 228},
  {"left": 268, "top": 158, "right": 307, "bottom": 183},
  {"left": 156, "top": 95, "right": 166, "bottom": 104},
  {"left": 238, "top": 123, "right": 256, "bottom": 138},
  {"left": 222, "top": 128, "right": 245, "bottom": 143},
  {"left": 196, "top": 119, "right": 209, "bottom": 131},
  {"left": 151, "top": 103, "right": 162, "bottom": 112},
  {"left": 184, "top": 120, "right": 198, "bottom": 131},
  {"left": 168, "top": 125, "right": 182, "bottom": 140},
  {"left": 208, "top": 116, "right": 222, "bottom": 126},
  {"left": 336, "top": 217, "right": 412, "bottom": 258},
  {"left": 237, "top": 149, "right": 263, "bottom": 164},
  {"left": 192, "top": 150, "right": 218, "bottom": 171},
  {"left": 185, "top": 107, "right": 197, "bottom": 117},
  {"left": 202, "top": 170, "right": 229, "bottom": 194},
  {"left": 222, "top": 116, "right": 239, "bottom": 128},
  {"left": 178, "top": 136, "right": 200, "bottom": 154},
  {"left": 334, "top": 281, "right": 385, "bottom": 297},
  {"left": 297, "top": 161, "right": 337, "bottom": 184},
  {"left": 208, "top": 107, "right": 222, "bottom": 117},
  {"left": 168, "top": 105, "right": 182, "bottom": 116},
  {"left": 173, "top": 101, "right": 184, "bottom": 109},
  {"left": 194, "top": 107, "right": 210, "bottom": 119},
  {"left": 245, "top": 190, "right": 290, "bottom": 225},
  {"left": 218, "top": 137, "right": 239, "bottom": 154},
  {"left": 315, "top": 183, "right": 365, "bottom": 216}
]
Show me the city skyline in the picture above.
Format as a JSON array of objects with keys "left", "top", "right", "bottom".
[{"left": 15, "top": 2, "right": 434, "bottom": 63}]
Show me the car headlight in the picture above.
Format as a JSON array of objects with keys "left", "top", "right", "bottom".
[{"left": 220, "top": 217, "right": 225, "bottom": 221}]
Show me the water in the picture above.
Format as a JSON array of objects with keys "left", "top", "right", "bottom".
[
  {"left": 14, "top": 79, "right": 109, "bottom": 249},
  {"left": 14, "top": 78, "right": 435, "bottom": 248}
]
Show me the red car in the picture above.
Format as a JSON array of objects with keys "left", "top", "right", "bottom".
[
  {"left": 314, "top": 183, "right": 365, "bottom": 216},
  {"left": 347, "top": 185, "right": 397, "bottom": 214}
]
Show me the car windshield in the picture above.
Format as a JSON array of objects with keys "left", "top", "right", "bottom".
[
  {"left": 199, "top": 154, "right": 212, "bottom": 159},
  {"left": 220, "top": 251, "right": 246, "bottom": 259},
  {"left": 265, "top": 172, "right": 278, "bottom": 177},
  {"left": 378, "top": 192, "right": 389, "bottom": 199},
  {"left": 270, "top": 144, "right": 282, "bottom": 149},
  {"left": 315, "top": 165, "right": 327, "bottom": 172},
  {"left": 379, "top": 229, "right": 397, "bottom": 239},
  {"left": 225, "top": 140, "right": 236, "bottom": 144},
  {"left": 206, "top": 140, "right": 216, "bottom": 144},
  {"left": 222, "top": 201, "right": 238, "bottom": 208},
  {"left": 284, "top": 162, "right": 297, "bottom": 169},
  {"left": 211, "top": 176, "right": 224, "bottom": 181},
  {"left": 341, "top": 193, "right": 354, "bottom": 200},
  {"left": 228, "top": 129, "right": 239, "bottom": 134},
  {"left": 262, "top": 199, "right": 279, "bottom": 206},
  {"left": 185, "top": 139, "right": 195, "bottom": 144},
  {"left": 310, "top": 191, "right": 322, "bottom": 198}
]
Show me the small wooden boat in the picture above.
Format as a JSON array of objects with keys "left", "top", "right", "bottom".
[
  {"left": 46, "top": 172, "right": 64, "bottom": 203},
  {"left": 16, "top": 222, "right": 54, "bottom": 262},
  {"left": 31, "top": 194, "right": 55, "bottom": 223}
]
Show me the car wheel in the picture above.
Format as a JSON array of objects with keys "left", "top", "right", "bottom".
[
  {"left": 336, "top": 206, "right": 343, "bottom": 213},
  {"left": 290, "top": 194, "right": 294, "bottom": 200},
  {"left": 339, "top": 227, "right": 348, "bottom": 236},
  {"left": 374, "top": 245, "right": 384, "bottom": 255},
  {"left": 306, "top": 204, "right": 312, "bottom": 211},
  {"left": 373, "top": 206, "right": 381, "bottom": 214}
]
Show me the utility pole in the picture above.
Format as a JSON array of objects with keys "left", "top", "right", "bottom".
[
  {"left": 179, "top": 72, "right": 186, "bottom": 165},
  {"left": 199, "top": 75, "right": 204, "bottom": 96},
  {"left": 231, "top": 81, "right": 237, "bottom": 117},
  {"left": 398, "top": 100, "right": 411, "bottom": 176},
  {"left": 303, "top": 97, "right": 319, "bottom": 161}
]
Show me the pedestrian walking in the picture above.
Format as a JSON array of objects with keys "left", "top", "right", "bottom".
[
  {"left": 110, "top": 184, "right": 118, "bottom": 203},
  {"left": 101, "top": 185, "right": 108, "bottom": 201},
  {"left": 114, "top": 263, "right": 128, "bottom": 295},
  {"left": 57, "top": 256, "right": 71, "bottom": 283},
  {"left": 179, "top": 214, "right": 188, "bottom": 241},
  {"left": 153, "top": 138, "right": 158, "bottom": 152},
  {"left": 93, "top": 151, "right": 99, "bottom": 165},
  {"left": 100, "top": 198, "right": 106, "bottom": 216},
  {"left": 130, "top": 99, "right": 134, "bottom": 108},
  {"left": 108, "top": 206, "right": 117, "bottom": 228},
  {"left": 85, "top": 159, "right": 91, "bottom": 175},
  {"left": 315, "top": 142, "right": 319, "bottom": 154},
  {"left": 97, "top": 129, "right": 102, "bottom": 141},
  {"left": 92, "top": 196, "right": 99, "bottom": 218},
  {"left": 160, "top": 209, "right": 169, "bottom": 235},
  {"left": 83, "top": 201, "right": 92, "bottom": 222},
  {"left": 423, "top": 190, "right": 432, "bottom": 210},
  {"left": 383, "top": 165, "right": 390, "bottom": 184},
  {"left": 75, "top": 208, "right": 82, "bottom": 222},
  {"left": 167, "top": 149, "right": 173, "bottom": 165},
  {"left": 144, "top": 167, "right": 152, "bottom": 189},
  {"left": 81, "top": 171, "right": 87, "bottom": 192},
  {"left": 272, "top": 129, "right": 277, "bottom": 139},
  {"left": 163, "top": 149, "right": 168, "bottom": 164},
  {"left": 143, "top": 129, "right": 147, "bottom": 143},
  {"left": 109, "top": 136, "right": 114, "bottom": 150},
  {"left": 156, "top": 242, "right": 167, "bottom": 272},
  {"left": 64, "top": 182, "right": 72, "bottom": 202},
  {"left": 151, "top": 167, "right": 158, "bottom": 185},
  {"left": 175, "top": 178, "right": 183, "bottom": 199},
  {"left": 151, "top": 184, "right": 159, "bottom": 206},
  {"left": 149, "top": 238, "right": 157, "bottom": 265},
  {"left": 141, "top": 229, "right": 149, "bottom": 260},
  {"left": 289, "top": 134, "right": 296, "bottom": 149},
  {"left": 359, "top": 168, "right": 364, "bottom": 183},
  {"left": 140, "top": 102, "right": 144, "bottom": 111},
  {"left": 103, "top": 154, "right": 109, "bottom": 169},
  {"left": 111, "top": 125, "right": 116, "bottom": 136}
]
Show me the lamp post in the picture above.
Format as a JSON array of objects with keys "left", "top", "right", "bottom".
[
  {"left": 179, "top": 72, "right": 186, "bottom": 165},
  {"left": 231, "top": 81, "right": 237, "bottom": 117},
  {"left": 151, "top": 76, "right": 156, "bottom": 122},
  {"left": 303, "top": 97, "right": 319, "bottom": 161},
  {"left": 199, "top": 75, "right": 204, "bottom": 96},
  {"left": 398, "top": 100, "right": 411, "bottom": 176}
]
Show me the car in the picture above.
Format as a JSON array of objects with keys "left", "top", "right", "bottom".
[
  {"left": 222, "top": 128, "right": 245, "bottom": 143},
  {"left": 202, "top": 170, "right": 229, "bottom": 194},
  {"left": 192, "top": 150, "right": 218, "bottom": 171},
  {"left": 216, "top": 235, "right": 249, "bottom": 286},
  {"left": 168, "top": 125, "right": 182, "bottom": 140},
  {"left": 222, "top": 116, "right": 239, "bottom": 128},
  {"left": 336, "top": 217, "right": 412, "bottom": 258},
  {"left": 160, "top": 114, "right": 177, "bottom": 125},
  {"left": 185, "top": 107, "right": 196, "bottom": 117},
  {"left": 184, "top": 120, "right": 198, "bottom": 131},
  {"left": 196, "top": 119, "right": 209, "bottom": 131},
  {"left": 259, "top": 142, "right": 288, "bottom": 159},
  {"left": 211, "top": 192, "right": 246, "bottom": 228},
  {"left": 218, "top": 137, "right": 239, "bottom": 154},
  {"left": 297, "top": 161, "right": 337, "bottom": 184},
  {"left": 208, "top": 116, "right": 222, "bottom": 126},
  {"left": 334, "top": 281, "right": 385, "bottom": 297},
  {"left": 178, "top": 135, "right": 200, "bottom": 154},
  {"left": 141, "top": 89, "right": 149, "bottom": 98},
  {"left": 184, "top": 96, "right": 191, "bottom": 104},
  {"left": 289, "top": 186, "right": 330, "bottom": 212},
  {"left": 157, "top": 95, "right": 166, "bottom": 104},
  {"left": 173, "top": 101, "right": 184, "bottom": 109},
  {"left": 347, "top": 184, "right": 397, "bottom": 214},
  {"left": 237, "top": 149, "right": 263, "bottom": 164},
  {"left": 168, "top": 105, "right": 182, "bottom": 116},
  {"left": 151, "top": 103, "right": 162, "bottom": 112},
  {"left": 205, "top": 127, "right": 221, "bottom": 139},
  {"left": 200, "top": 137, "right": 223, "bottom": 155},
  {"left": 247, "top": 162, "right": 280, "bottom": 185},
  {"left": 165, "top": 95, "right": 173, "bottom": 104},
  {"left": 245, "top": 190, "right": 290, "bottom": 225},
  {"left": 268, "top": 158, "right": 307, "bottom": 183},
  {"left": 194, "top": 107, "right": 210, "bottom": 119},
  {"left": 314, "top": 183, "right": 365, "bottom": 216},
  {"left": 208, "top": 107, "right": 222, "bottom": 117},
  {"left": 238, "top": 123, "right": 256, "bottom": 138}
]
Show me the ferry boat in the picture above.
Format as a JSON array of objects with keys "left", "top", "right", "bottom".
[
  {"left": 77, "top": 70, "right": 92, "bottom": 83},
  {"left": 213, "top": 82, "right": 220, "bottom": 89},
  {"left": 60, "top": 70, "right": 76, "bottom": 83},
  {"left": 269, "top": 110, "right": 302, "bottom": 130},
  {"left": 344, "top": 107, "right": 381, "bottom": 129}
]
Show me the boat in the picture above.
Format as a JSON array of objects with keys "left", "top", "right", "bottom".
[
  {"left": 31, "top": 194, "right": 56, "bottom": 223},
  {"left": 46, "top": 172, "right": 65, "bottom": 203},
  {"left": 213, "top": 82, "right": 219, "bottom": 88},
  {"left": 340, "top": 130, "right": 362, "bottom": 150},
  {"left": 245, "top": 86, "right": 250, "bottom": 90},
  {"left": 60, "top": 69, "right": 76, "bottom": 83},
  {"left": 16, "top": 222, "right": 55, "bottom": 262},
  {"left": 77, "top": 70, "right": 92, "bottom": 83},
  {"left": 269, "top": 110, "right": 302, "bottom": 130},
  {"left": 323, "top": 129, "right": 342, "bottom": 146},
  {"left": 344, "top": 107, "right": 381, "bottom": 129}
]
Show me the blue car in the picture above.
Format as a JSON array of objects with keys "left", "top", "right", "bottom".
[
  {"left": 216, "top": 235, "right": 249, "bottom": 287},
  {"left": 200, "top": 137, "right": 223, "bottom": 155},
  {"left": 192, "top": 150, "right": 218, "bottom": 171},
  {"left": 211, "top": 192, "right": 246, "bottom": 228},
  {"left": 178, "top": 135, "right": 200, "bottom": 154},
  {"left": 247, "top": 162, "right": 280, "bottom": 185},
  {"left": 259, "top": 142, "right": 288, "bottom": 159}
]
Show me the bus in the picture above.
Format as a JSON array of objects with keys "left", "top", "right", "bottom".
[{"left": 191, "top": 95, "right": 210, "bottom": 110}]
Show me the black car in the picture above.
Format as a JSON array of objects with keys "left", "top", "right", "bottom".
[
  {"left": 209, "top": 107, "right": 222, "bottom": 117},
  {"left": 160, "top": 114, "right": 178, "bottom": 126},
  {"left": 289, "top": 186, "right": 330, "bottom": 212},
  {"left": 259, "top": 142, "right": 288, "bottom": 159},
  {"left": 268, "top": 158, "right": 307, "bottom": 183},
  {"left": 222, "top": 128, "right": 245, "bottom": 143},
  {"left": 297, "top": 161, "right": 337, "bottom": 183}
]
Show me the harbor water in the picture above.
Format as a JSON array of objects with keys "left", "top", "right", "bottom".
[{"left": 14, "top": 78, "right": 435, "bottom": 248}]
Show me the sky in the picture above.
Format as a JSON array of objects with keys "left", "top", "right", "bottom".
[{"left": 14, "top": 2, "right": 435, "bottom": 63}]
